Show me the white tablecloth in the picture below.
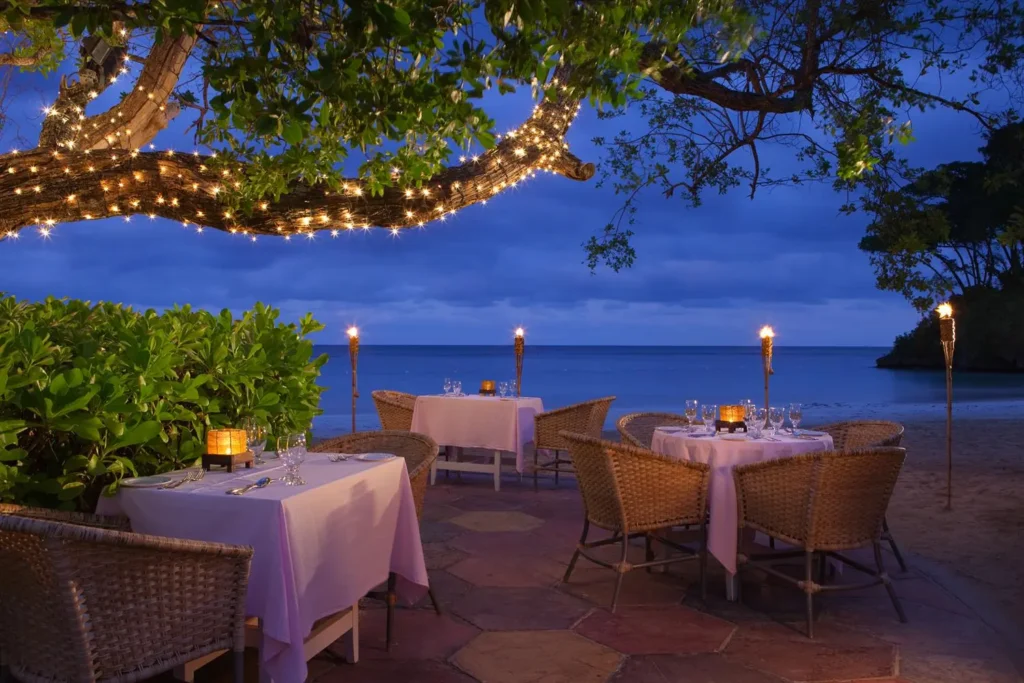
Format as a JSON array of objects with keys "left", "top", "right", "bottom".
[
  {"left": 411, "top": 395, "right": 544, "bottom": 472},
  {"left": 650, "top": 428, "right": 833, "bottom": 573},
  {"left": 97, "top": 455, "right": 428, "bottom": 683}
]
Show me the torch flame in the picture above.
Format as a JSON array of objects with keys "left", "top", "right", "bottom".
[
  {"left": 759, "top": 325, "right": 775, "bottom": 339},
  {"left": 514, "top": 327, "right": 525, "bottom": 338},
  {"left": 936, "top": 303, "right": 953, "bottom": 319},
  {"left": 346, "top": 326, "right": 359, "bottom": 338}
]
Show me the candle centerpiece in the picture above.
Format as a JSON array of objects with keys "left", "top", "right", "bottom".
[
  {"left": 480, "top": 380, "right": 496, "bottom": 396},
  {"left": 514, "top": 327, "right": 525, "bottom": 397},
  {"left": 348, "top": 326, "right": 359, "bottom": 433},
  {"left": 760, "top": 325, "right": 775, "bottom": 412},
  {"left": 937, "top": 303, "right": 955, "bottom": 510},
  {"left": 715, "top": 404, "right": 748, "bottom": 433},
  {"left": 203, "top": 428, "right": 253, "bottom": 472}
]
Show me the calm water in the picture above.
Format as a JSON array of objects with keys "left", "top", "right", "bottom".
[{"left": 312, "top": 346, "right": 1024, "bottom": 435}]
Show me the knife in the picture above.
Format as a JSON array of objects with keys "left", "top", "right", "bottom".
[{"left": 227, "top": 477, "right": 273, "bottom": 495}]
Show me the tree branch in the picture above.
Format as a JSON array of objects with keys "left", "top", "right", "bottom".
[{"left": 1, "top": 94, "right": 591, "bottom": 238}]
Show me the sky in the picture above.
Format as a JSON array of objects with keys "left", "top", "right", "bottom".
[{"left": 0, "top": 48, "right": 999, "bottom": 347}]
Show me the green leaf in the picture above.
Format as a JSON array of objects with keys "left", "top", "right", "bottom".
[
  {"left": 282, "top": 120, "right": 303, "bottom": 145},
  {"left": 0, "top": 448, "right": 27, "bottom": 463},
  {"left": 109, "top": 420, "right": 162, "bottom": 451}
]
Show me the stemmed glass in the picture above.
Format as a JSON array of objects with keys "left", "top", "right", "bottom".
[
  {"left": 443, "top": 378, "right": 452, "bottom": 396},
  {"left": 282, "top": 433, "right": 307, "bottom": 486},
  {"left": 768, "top": 407, "right": 785, "bottom": 436},
  {"left": 749, "top": 407, "right": 767, "bottom": 438},
  {"left": 453, "top": 380, "right": 462, "bottom": 396},
  {"left": 510, "top": 379, "right": 518, "bottom": 397},
  {"left": 244, "top": 418, "right": 266, "bottom": 465},
  {"left": 684, "top": 400, "right": 698, "bottom": 431},
  {"left": 275, "top": 435, "right": 290, "bottom": 467},
  {"left": 788, "top": 403, "right": 803, "bottom": 434},
  {"left": 498, "top": 381, "right": 509, "bottom": 397},
  {"left": 701, "top": 404, "right": 717, "bottom": 434}
]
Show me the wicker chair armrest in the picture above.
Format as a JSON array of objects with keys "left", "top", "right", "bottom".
[{"left": 0, "top": 503, "right": 131, "bottom": 531}]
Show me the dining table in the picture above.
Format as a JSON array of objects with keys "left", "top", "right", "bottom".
[
  {"left": 97, "top": 453, "right": 429, "bottom": 683},
  {"left": 411, "top": 394, "right": 544, "bottom": 491},
  {"left": 650, "top": 426, "right": 834, "bottom": 599}
]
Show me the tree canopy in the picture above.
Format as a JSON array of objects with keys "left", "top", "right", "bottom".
[
  {"left": 0, "top": 0, "right": 1021, "bottom": 259},
  {"left": 859, "top": 121, "right": 1024, "bottom": 312}
]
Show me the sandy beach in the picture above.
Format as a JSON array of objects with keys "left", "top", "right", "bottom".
[{"left": 886, "top": 418, "right": 1024, "bottom": 635}]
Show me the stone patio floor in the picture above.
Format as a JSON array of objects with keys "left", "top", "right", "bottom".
[{"left": 193, "top": 473, "right": 1023, "bottom": 683}]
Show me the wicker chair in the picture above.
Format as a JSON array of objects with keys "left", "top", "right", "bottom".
[
  {"left": 559, "top": 432, "right": 710, "bottom": 612},
  {"left": 0, "top": 503, "right": 131, "bottom": 531},
  {"left": 372, "top": 390, "right": 417, "bottom": 431},
  {"left": 311, "top": 430, "right": 440, "bottom": 650},
  {"left": 617, "top": 412, "right": 691, "bottom": 449},
  {"left": 812, "top": 420, "right": 907, "bottom": 572},
  {"left": 0, "top": 513, "right": 252, "bottom": 683},
  {"left": 532, "top": 396, "right": 616, "bottom": 491},
  {"left": 733, "top": 448, "right": 908, "bottom": 638}
]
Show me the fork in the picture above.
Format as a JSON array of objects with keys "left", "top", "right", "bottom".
[{"left": 162, "top": 469, "right": 205, "bottom": 489}]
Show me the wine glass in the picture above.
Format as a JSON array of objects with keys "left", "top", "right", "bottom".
[
  {"left": 510, "top": 379, "right": 518, "bottom": 397},
  {"left": 750, "top": 407, "right": 767, "bottom": 438},
  {"left": 684, "top": 399, "right": 698, "bottom": 431},
  {"left": 498, "top": 381, "right": 509, "bottom": 397},
  {"left": 701, "top": 404, "right": 717, "bottom": 434},
  {"left": 275, "top": 435, "right": 290, "bottom": 471},
  {"left": 453, "top": 380, "right": 462, "bottom": 396},
  {"left": 245, "top": 419, "right": 266, "bottom": 466},
  {"left": 283, "top": 433, "right": 307, "bottom": 486},
  {"left": 768, "top": 407, "right": 784, "bottom": 436},
  {"left": 443, "top": 378, "right": 452, "bottom": 396},
  {"left": 788, "top": 403, "right": 803, "bottom": 434}
]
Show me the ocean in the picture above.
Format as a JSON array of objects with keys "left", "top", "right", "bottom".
[{"left": 312, "top": 345, "right": 1024, "bottom": 436}]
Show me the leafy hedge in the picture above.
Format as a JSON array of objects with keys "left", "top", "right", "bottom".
[{"left": 0, "top": 296, "right": 328, "bottom": 510}]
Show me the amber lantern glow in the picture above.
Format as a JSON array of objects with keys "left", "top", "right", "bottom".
[{"left": 207, "top": 429, "right": 247, "bottom": 456}]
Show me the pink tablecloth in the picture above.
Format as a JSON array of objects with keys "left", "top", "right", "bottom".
[
  {"left": 97, "top": 455, "right": 428, "bottom": 683},
  {"left": 650, "top": 428, "right": 833, "bottom": 574},
  {"left": 411, "top": 395, "right": 544, "bottom": 472}
]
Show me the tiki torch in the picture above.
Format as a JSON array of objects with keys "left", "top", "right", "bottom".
[
  {"left": 514, "top": 327, "right": 525, "bottom": 397},
  {"left": 348, "top": 326, "right": 359, "bottom": 433},
  {"left": 760, "top": 326, "right": 775, "bottom": 411},
  {"left": 937, "top": 303, "right": 955, "bottom": 510}
]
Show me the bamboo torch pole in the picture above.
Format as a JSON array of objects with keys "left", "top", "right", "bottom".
[
  {"left": 760, "top": 326, "right": 775, "bottom": 411},
  {"left": 514, "top": 327, "right": 525, "bottom": 397},
  {"left": 937, "top": 303, "right": 955, "bottom": 510},
  {"left": 348, "top": 326, "right": 359, "bottom": 433}
]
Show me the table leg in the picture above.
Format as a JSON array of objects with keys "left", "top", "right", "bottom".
[
  {"left": 493, "top": 451, "right": 501, "bottom": 491},
  {"left": 430, "top": 458, "right": 438, "bottom": 485},
  {"left": 725, "top": 573, "right": 739, "bottom": 602},
  {"left": 345, "top": 602, "right": 359, "bottom": 664}
]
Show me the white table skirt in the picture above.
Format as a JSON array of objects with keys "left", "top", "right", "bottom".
[
  {"left": 97, "top": 455, "right": 428, "bottom": 683},
  {"left": 650, "top": 428, "right": 833, "bottom": 573},
  {"left": 411, "top": 395, "right": 544, "bottom": 472}
]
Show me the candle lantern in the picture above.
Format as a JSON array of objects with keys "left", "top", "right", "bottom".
[
  {"left": 759, "top": 326, "right": 775, "bottom": 412},
  {"left": 514, "top": 327, "right": 525, "bottom": 397},
  {"left": 348, "top": 326, "right": 360, "bottom": 433},
  {"left": 203, "top": 428, "right": 253, "bottom": 472},
  {"left": 937, "top": 303, "right": 955, "bottom": 510}
]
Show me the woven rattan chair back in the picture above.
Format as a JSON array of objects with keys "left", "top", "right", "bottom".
[
  {"left": 561, "top": 431, "right": 709, "bottom": 533},
  {"left": 0, "top": 514, "right": 252, "bottom": 683},
  {"left": 311, "top": 430, "right": 438, "bottom": 519},
  {"left": 814, "top": 420, "right": 904, "bottom": 451},
  {"left": 371, "top": 390, "right": 417, "bottom": 431},
  {"left": 534, "top": 396, "right": 616, "bottom": 452},
  {"left": 734, "top": 448, "right": 906, "bottom": 551},
  {"left": 0, "top": 503, "right": 131, "bottom": 531},
  {"left": 616, "top": 412, "right": 691, "bottom": 449}
]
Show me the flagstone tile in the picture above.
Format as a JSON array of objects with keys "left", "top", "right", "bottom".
[
  {"left": 575, "top": 606, "right": 736, "bottom": 656},
  {"left": 449, "top": 528, "right": 577, "bottom": 560},
  {"left": 609, "top": 654, "right": 785, "bottom": 682},
  {"left": 723, "top": 622, "right": 897, "bottom": 682},
  {"left": 420, "top": 520, "right": 464, "bottom": 543},
  {"left": 423, "top": 542, "right": 469, "bottom": 570},
  {"left": 449, "top": 510, "right": 544, "bottom": 532},
  {"left": 420, "top": 570, "right": 473, "bottom": 606},
  {"left": 452, "top": 630, "right": 622, "bottom": 683},
  {"left": 450, "top": 586, "right": 592, "bottom": 631},
  {"left": 448, "top": 554, "right": 565, "bottom": 588},
  {"left": 351, "top": 608, "right": 479, "bottom": 661},
  {"left": 558, "top": 566, "right": 690, "bottom": 608},
  {"left": 313, "top": 660, "right": 476, "bottom": 683}
]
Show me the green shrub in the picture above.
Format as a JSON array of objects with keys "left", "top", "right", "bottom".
[{"left": 0, "top": 295, "right": 328, "bottom": 510}]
